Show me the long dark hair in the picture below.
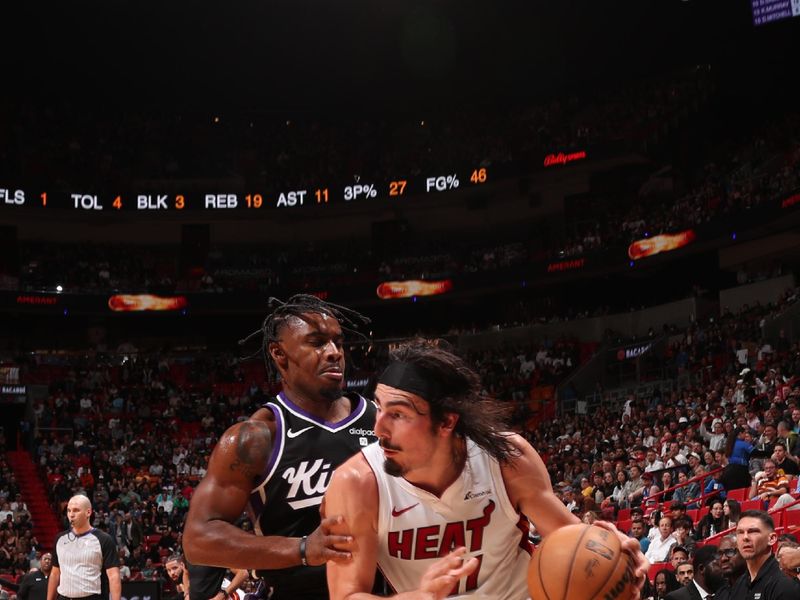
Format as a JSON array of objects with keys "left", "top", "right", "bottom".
[
  {"left": 723, "top": 498, "right": 741, "bottom": 529},
  {"left": 653, "top": 568, "right": 680, "bottom": 599},
  {"left": 724, "top": 426, "right": 743, "bottom": 457},
  {"left": 386, "top": 338, "right": 519, "bottom": 464}
]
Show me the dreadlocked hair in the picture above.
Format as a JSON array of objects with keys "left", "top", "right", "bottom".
[
  {"left": 239, "top": 294, "right": 371, "bottom": 383},
  {"left": 387, "top": 338, "right": 520, "bottom": 464}
]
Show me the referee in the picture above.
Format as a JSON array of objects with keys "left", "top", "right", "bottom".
[{"left": 47, "top": 495, "right": 121, "bottom": 600}]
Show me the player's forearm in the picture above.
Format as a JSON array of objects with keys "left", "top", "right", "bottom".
[{"left": 184, "top": 519, "right": 303, "bottom": 569}]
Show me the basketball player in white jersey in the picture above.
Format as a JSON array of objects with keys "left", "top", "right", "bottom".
[{"left": 324, "top": 340, "right": 648, "bottom": 599}]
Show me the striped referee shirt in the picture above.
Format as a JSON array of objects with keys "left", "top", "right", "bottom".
[{"left": 53, "top": 528, "right": 118, "bottom": 598}]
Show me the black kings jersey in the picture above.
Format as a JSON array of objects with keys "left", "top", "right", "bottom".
[{"left": 248, "top": 391, "right": 377, "bottom": 599}]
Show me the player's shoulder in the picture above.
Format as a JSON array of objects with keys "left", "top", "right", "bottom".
[
  {"left": 208, "top": 417, "right": 273, "bottom": 476},
  {"left": 500, "top": 432, "right": 540, "bottom": 463},
  {"left": 330, "top": 451, "right": 375, "bottom": 492},
  {"left": 220, "top": 413, "right": 274, "bottom": 446},
  {"left": 326, "top": 452, "right": 378, "bottom": 526},
  {"left": 249, "top": 404, "right": 277, "bottom": 428}
]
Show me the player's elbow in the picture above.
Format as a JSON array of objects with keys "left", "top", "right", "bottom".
[{"left": 182, "top": 518, "right": 214, "bottom": 564}]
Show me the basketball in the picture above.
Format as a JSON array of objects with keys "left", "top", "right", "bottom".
[{"left": 528, "top": 523, "right": 637, "bottom": 600}]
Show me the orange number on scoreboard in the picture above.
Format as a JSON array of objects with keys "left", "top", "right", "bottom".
[
  {"left": 470, "top": 168, "right": 487, "bottom": 184},
  {"left": 389, "top": 180, "right": 407, "bottom": 196},
  {"left": 245, "top": 194, "right": 263, "bottom": 208},
  {"left": 41, "top": 193, "right": 47, "bottom": 207},
  {"left": 175, "top": 195, "right": 185, "bottom": 209},
  {"left": 113, "top": 196, "right": 123, "bottom": 210}
]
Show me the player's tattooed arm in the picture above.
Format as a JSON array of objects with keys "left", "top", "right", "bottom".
[{"left": 227, "top": 420, "right": 272, "bottom": 482}]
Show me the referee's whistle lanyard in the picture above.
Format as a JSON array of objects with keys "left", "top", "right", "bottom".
[{"left": 68, "top": 527, "right": 94, "bottom": 540}]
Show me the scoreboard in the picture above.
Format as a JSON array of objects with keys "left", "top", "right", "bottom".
[
  {"left": 0, "top": 168, "right": 490, "bottom": 215},
  {"left": 751, "top": 0, "right": 800, "bottom": 26},
  {"left": 0, "top": 147, "right": 591, "bottom": 218}
]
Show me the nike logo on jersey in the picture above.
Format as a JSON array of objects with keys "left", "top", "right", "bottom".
[
  {"left": 287, "top": 426, "right": 314, "bottom": 438},
  {"left": 392, "top": 503, "right": 419, "bottom": 517}
]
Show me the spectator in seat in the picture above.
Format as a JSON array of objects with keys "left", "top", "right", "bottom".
[
  {"left": 729, "top": 510, "right": 799, "bottom": 599},
  {"left": 672, "top": 471, "right": 700, "bottom": 508},
  {"left": 775, "top": 540, "right": 800, "bottom": 582},
  {"left": 158, "top": 527, "right": 178, "bottom": 553},
  {"left": 651, "top": 569, "right": 680, "bottom": 600},
  {"left": 120, "top": 512, "right": 143, "bottom": 551},
  {"left": 669, "top": 501, "right": 688, "bottom": 524},
  {"left": 670, "top": 546, "right": 690, "bottom": 571},
  {"left": 772, "top": 445, "right": 799, "bottom": 477},
  {"left": 749, "top": 459, "right": 791, "bottom": 502},
  {"left": 702, "top": 465, "right": 726, "bottom": 504},
  {"left": 666, "top": 545, "right": 727, "bottom": 600},
  {"left": 721, "top": 498, "right": 741, "bottom": 531},
  {"left": 625, "top": 465, "right": 648, "bottom": 507},
  {"left": 775, "top": 422, "right": 798, "bottom": 457},
  {"left": 673, "top": 560, "right": 694, "bottom": 587},
  {"left": 646, "top": 516, "right": 678, "bottom": 564},
  {"left": 699, "top": 418, "right": 727, "bottom": 452},
  {"left": 716, "top": 534, "right": 746, "bottom": 594},
  {"left": 630, "top": 518, "right": 651, "bottom": 554},
  {"left": 118, "top": 557, "right": 131, "bottom": 582},
  {"left": 672, "top": 518, "right": 697, "bottom": 557},
  {"left": 696, "top": 499, "right": 725, "bottom": 539}
]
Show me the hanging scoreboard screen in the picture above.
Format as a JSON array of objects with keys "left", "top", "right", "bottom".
[
  {"left": 0, "top": 168, "right": 490, "bottom": 215},
  {"left": 751, "top": 0, "right": 800, "bottom": 26}
]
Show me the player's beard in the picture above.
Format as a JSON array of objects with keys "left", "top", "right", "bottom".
[
  {"left": 380, "top": 439, "right": 404, "bottom": 477},
  {"left": 384, "top": 457, "right": 404, "bottom": 477},
  {"left": 319, "top": 384, "right": 343, "bottom": 402}
]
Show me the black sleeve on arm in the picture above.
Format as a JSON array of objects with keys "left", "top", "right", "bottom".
[
  {"left": 52, "top": 531, "right": 64, "bottom": 568},
  {"left": 98, "top": 531, "right": 120, "bottom": 569}
]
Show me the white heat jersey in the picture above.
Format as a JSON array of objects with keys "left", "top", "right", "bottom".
[{"left": 362, "top": 439, "right": 532, "bottom": 599}]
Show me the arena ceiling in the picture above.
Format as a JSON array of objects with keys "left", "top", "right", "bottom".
[{"left": 3, "top": 1, "right": 796, "bottom": 113}]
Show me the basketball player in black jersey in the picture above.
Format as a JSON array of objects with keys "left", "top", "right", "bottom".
[{"left": 184, "top": 295, "right": 378, "bottom": 600}]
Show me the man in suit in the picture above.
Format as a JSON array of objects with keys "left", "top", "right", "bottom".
[
  {"left": 666, "top": 545, "right": 726, "bottom": 600},
  {"left": 121, "top": 512, "right": 143, "bottom": 551}
]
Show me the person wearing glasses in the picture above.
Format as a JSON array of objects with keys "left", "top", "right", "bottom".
[
  {"left": 713, "top": 535, "right": 745, "bottom": 600},
  {"left": 749, "top": 460, "right": 791, "bottom": 502},
  {"left": 665, "top": 546, "right": 726, "bottom": 600}
]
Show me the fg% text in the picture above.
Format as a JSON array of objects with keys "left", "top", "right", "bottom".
[
  {"left": 343, "top": 184, "right": 378, "bottom": 201},
  {"left": 425, "top": 174, "right": 460, "bottom": 193}
]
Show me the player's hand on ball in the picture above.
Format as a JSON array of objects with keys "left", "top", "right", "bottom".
[
  {"left": 419, "top": 547, "right": 479, "bottom": 600},
  {"left": 306, "top": 515, "right": 355, "bottom": 565},
  {"left": 594, "top": 520, "right": 649, "bottom": 600}
]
